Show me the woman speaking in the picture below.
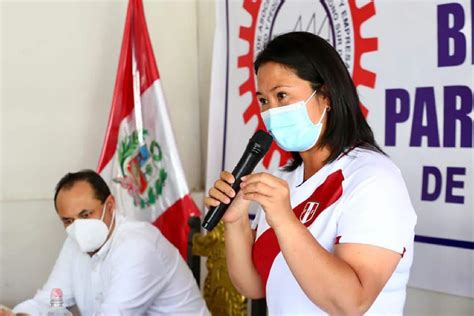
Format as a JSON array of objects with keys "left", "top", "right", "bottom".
[{"left": 205, "top": 32, "right": 416, "bottom": 315}]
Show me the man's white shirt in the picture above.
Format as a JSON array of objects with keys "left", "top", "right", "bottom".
[{"left": 14, "top": 214, "right": 209, "bottom": 315}]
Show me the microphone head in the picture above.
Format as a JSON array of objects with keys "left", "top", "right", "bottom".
[{"left": 248, "top": 130, "right": 273, "bottom": 157}]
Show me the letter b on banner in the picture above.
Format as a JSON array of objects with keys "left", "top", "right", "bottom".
[{"left": 437, "top": 3, "right": 472, "bottom": 67}]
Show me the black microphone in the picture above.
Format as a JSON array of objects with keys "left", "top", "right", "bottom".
[{"left": 202, "top": 130, "right": 273, "bottom": 231}]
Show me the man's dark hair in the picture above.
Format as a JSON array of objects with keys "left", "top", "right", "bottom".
[
  {"left": 254, "top": 31, "right": 385, "bottom": 171},
  {"left": 54, "top": 169, "right": 111, "bottom": 210}
]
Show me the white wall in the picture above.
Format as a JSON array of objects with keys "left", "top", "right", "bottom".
[
  {"left": 197, "top": 0, "right": 215, "bottom": 182},
  {"left": 405, "top": 288, "right": 473, "bottom": 315},
  {"left": 0, "top": 0, "right": 472, "bottom": 313}
]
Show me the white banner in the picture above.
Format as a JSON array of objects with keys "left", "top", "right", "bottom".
[{"left": 206, "top": 0, "right": 473, "bottom": 297}]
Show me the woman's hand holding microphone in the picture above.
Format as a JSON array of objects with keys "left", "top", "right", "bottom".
[
  {"left": 204, "top": 170, "right": 295, "bottom": 230},
  {"left": 204, "top": 171, "right": 251, "bottom": 225}
]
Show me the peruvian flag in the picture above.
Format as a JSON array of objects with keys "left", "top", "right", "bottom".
[{"left": 97, "top": 0, "right": 200, "bottom": 260}]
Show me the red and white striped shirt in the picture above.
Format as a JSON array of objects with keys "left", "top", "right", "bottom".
[{"left": 253, "top": 148, "right": 417, "bottom": 315}]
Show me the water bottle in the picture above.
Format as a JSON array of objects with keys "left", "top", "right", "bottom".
[{"left": 46, "top": 288, "right": 73, "bottom": 316}]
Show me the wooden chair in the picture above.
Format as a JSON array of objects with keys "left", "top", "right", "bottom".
[{"left": 189, "top": 217, "right": 267, "bottom": 316}]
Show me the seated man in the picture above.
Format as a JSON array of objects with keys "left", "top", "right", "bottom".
[{"left": 12, "top": 170, "right": 209, "bottom": 315}]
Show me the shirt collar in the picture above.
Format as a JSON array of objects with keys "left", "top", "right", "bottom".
[{"left": 92, "top": 212, "right": 125, "bottom": 260}]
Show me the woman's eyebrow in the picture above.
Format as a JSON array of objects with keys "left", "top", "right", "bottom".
[{"left": 256, "top": 85, "right": 293, "bottom": 95}]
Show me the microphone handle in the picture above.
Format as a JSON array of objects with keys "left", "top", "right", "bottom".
[{"left": 202, "top": 152, "right": 260, "bottom": 231}]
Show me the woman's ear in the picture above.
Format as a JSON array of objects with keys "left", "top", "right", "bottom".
[
  {"left": 317, "top": 93, "right": 331, "bottom": 110},
  {"left": 317, "top": 84, "right": 330, "bottom": 97},
  {"left": 316, "top": 85, "right": 331, "bottom": 106}
]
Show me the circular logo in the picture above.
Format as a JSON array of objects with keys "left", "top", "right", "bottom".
[{"left": 238, "top": 0, "right": 377, "bottom": 167}]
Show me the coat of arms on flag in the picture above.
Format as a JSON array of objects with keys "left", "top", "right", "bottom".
[
  {"left": 114, "top": 129, "right": 168, "bottom": 209},
  {"left": 97, "top": 0, "right": 200, "bottom": 260}
]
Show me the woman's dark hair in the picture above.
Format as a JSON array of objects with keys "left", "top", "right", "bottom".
[
  {"left": 54, "top": 169, "right": 111, "bottom": 210},
  {"left": 254, "top": 31, "right": 384, "bottom": 171}
]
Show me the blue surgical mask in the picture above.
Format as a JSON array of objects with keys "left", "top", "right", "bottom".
[{"left": 261, "top": 90, "right": 327, "bottom": 152}]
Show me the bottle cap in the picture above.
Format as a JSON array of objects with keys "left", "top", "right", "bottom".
[{"left": 51, "top": 288, "right": 63, "bottom": 300}]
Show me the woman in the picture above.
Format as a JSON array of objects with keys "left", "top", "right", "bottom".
[{"left": 204, "top": 32, "right": 416, "bottom": 315}]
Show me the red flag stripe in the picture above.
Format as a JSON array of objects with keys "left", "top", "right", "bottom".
[
  {"left": 132, "top": 0, "right": 160, "bottom": 93},
  {"left": 153, "top": 194, "right": 200, "bottom": 260}
]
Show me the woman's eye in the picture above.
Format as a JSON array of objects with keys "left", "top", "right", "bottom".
[
  {"left": 81, "top": 212, "right": 91, "bottom": 219},
  {"left": 258, "top": 98, "right": 268, "bottom": 106},
  {"left": 276, "top": 92, "right": 287, "bottom": 100}
]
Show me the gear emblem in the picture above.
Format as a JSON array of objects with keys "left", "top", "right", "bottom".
[{"left": 238, "top": 0, "right": 378, "bottom": 168}]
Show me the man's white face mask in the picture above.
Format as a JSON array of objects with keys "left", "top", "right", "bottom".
[{"left": 66, "top": 202, "right": 115, "bottom": 253}]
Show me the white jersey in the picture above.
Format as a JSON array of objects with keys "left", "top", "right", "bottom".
[{"left": 253, "top": 148, "right": 417, "bottom": 315}]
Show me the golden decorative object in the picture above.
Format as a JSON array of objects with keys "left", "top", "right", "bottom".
[{"left": 193, "top": 222, "right": 247, "bottom": 316}]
